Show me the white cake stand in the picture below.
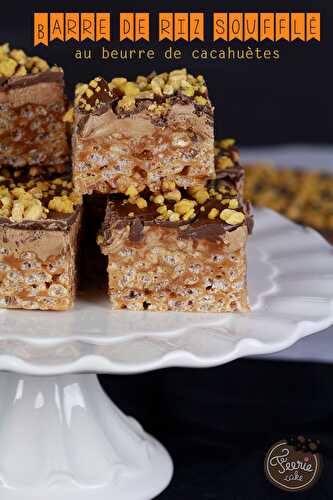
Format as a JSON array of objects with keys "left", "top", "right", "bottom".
[{"left": 0, "top": 208, "right": 333, "bottom": 500}]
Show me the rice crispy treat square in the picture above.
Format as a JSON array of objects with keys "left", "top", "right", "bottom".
[
  {"left": 0, "top": 167, "right": 82, "bottom": 310},
  {"left": 98, "top": 179, "right": 253, "bottom": 312},
  {"left": 72, "top": 69, "right": 215, "bottom": 195}
]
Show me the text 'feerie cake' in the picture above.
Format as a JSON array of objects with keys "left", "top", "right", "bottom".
[
  {"left": 0, "top": 166, "right": 82, "bottom": 310},
  {"left": 0, "top": 43, "right": 69, "bottom": 168},
  {"left": 71, "top": 69, "right": 215, "bottom": 195}
]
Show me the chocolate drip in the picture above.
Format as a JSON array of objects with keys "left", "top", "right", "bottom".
[{"left": 0, "top": 70, "right": 64, "bottom": 91}]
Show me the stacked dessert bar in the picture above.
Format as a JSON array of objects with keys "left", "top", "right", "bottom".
[
  {"left": 72, "top": 70, "right": 253, "bottom": 312},
  {"left": 0, "top": 44, "right": 82, "bottom": 310}
]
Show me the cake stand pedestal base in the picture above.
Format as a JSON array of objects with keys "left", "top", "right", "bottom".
[{"left": 0, "top": 373, "right": 173, "bottom": 500}]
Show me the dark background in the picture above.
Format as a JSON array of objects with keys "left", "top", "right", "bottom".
[
  {"left": 1, "top": 0, "right": 331, "bottom": 144},
  {"left": 2, "top": 2, "right": 333, "bottom": 499}
]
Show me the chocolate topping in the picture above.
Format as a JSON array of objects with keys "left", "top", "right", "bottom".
[
  {"left": 0, "top": 206, "right": 81, "bottom": 231},
  {"left": 102, "top": 189, "right": 253, "bottom": 244},
  {"left": 0, "top": 70, "right": 64, "bottom": 91},
  {"left": 78, "top": 77, "right": 116, "bottom": 112},
  {"left": 75, "top": 69, "right": 212, "bottom": 124}
]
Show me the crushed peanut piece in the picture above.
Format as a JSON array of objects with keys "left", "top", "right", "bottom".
[
  {"left": 157, "top": 205, "right": 168, "bottom": 215},
  {"left": 125, "top": 186, "right": 138, "bottom": 198},
  {"left": 0, "top": 58, "right": 17, "bottom": 78},
  {"left": 229, "top": 199, "right": 239, "bottom": 209},
  {"left": 152, "top": 194, "right": 164, "bottom": 205},
  {"left": 124, "top": 81, "right": 140, "bottom": 97},
  {"left": 183, "top": 208, "right": 196, "bottom": 221},
  {"left": 194, "top": 96, "right": 207, "bottom": 106},
  {"left": 110, "top": 77, "right": 127, "bottom": 88},
  {"left": 136, "top": 197, "right": 148, "bottom": 209},
  {"left": 10, "top": 49, "right": 27, "bottom": 64},
  {"left": 169, "top": 212, "right": 180, "bottom": 222},
  {"left": 219, "top": 138, "right": 235, "bottom": 149},
  {"left": 63, "top": 108, "right": 74, "bottom": 123},
  {"left": 220, "top": 209, "right": 245, "bottom": 225},
  {"left": 217, "top": 156, "right": 234, "bottom": 170},
  {"left": 189, "top": 187, "right": 210, "bottom": 205},
  {"left": 164, "top": 189, "right": 182, "bottom": 202},
  {"left": 208, "top": 208, "right": 219, "bottom": 220},
  {"left": 117, "top": 95, "right": 136, "bottom": 111},
  {"left": 162, "top": 180, "right": 176, "bottom": 192},
  {"left": 174, "top": 199, "right": 197, "bottom": 215},
  {"left": 48, "top": 196, "right": 74, "bottom": 214}
]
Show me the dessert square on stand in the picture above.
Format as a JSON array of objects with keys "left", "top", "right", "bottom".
[
  {"left": 72, "top": 69, "right": 215, "bottom": 195},
  {"left": 98, "top": 179, "right": 253, "bottom": 312},
  {"left": 0, "top": 167, "right": 82, "bottom": 310}
]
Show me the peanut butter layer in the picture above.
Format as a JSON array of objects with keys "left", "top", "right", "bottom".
[{"left": 72, "top": 69, "right": 214, "bottom": 195}]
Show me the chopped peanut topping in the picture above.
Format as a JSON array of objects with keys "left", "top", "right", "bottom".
[
  {"left": 0, "top": 168, "right": 81, "bottom": 221},
  {"left": 76, "top": 68, "right": 210, "bottom": 114},
  {"left": 0, "top": 43, "right": 60, "bottom": 79}
]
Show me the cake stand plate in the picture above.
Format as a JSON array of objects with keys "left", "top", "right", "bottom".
[{"left": 0, "top": 208, "right": 332, "bottom": 500}]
